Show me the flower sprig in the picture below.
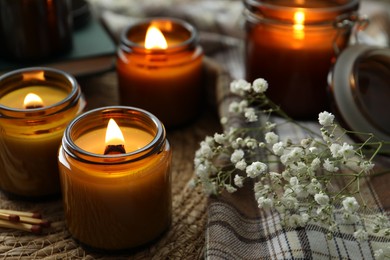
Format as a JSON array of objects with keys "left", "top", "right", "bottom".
[{"left": 191, "top": 78, "right": 390, "bottom": 245}]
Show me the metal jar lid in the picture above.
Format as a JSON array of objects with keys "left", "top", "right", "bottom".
[{"left": 329, "top": 44, "right": 390, "bottom": 143}]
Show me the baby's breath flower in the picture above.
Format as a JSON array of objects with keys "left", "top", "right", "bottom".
[
  {"left": 361, "top": 160, "right": 375, "bottom": 173},
  {"left": 310, "top": 158, "right": 321, "bottom": 171},
  {"left": 314, "top": 193, "right": 330, "bottom": 206},
  {"left": 269, "top": 171, "right": 281, "bottom": 182},
  {"left": 265, "top": 132, "right": 279, "bottom": 144},
  {"left": 246, "top": 161, "right": 267, "bottom": 178},
  {"left": 220, "top": 116, "right": 228, "bottom": 125},
  {"left": 265, "top": 122, "right": 276, "bottom": 131},
  {"left": 323, "top": 159, "right": 339, "bottom": 172},
  {"left": 230, "top": 79, "right": 251, "bottom": 95},
  {"left": 272, "top": 142, "right": 285, "bottom": 156},
  {"left": 214, "top": 133, "right": 226, "bottom": 144},
  {"left": 235, "top": 159, "right": 247, "bottom": 171},
  {"left": 330, "top": 142, "right": 354, "bottom": 159},
  {"left": 252, "top": 78, "right": 268, "bottom": 93},
  {"left": 257, "top": 196, "right": 273, "bottom": 209},
  {"left": 229, "top": 101, "right": 240, "bottom": 113},
  {"left": 245, "top": 138, "right": 258, "bottom": 149},
  {"left": 342, "top": 197, "right": 360, "bottom": 213},
  {"left": 244, "top": 107, "right": 258, "bottom": 122},
  {"left": 198, "top": 140, "right": 214, "bottom": 159},
  {"left": 225, "top": 184, "right": 237, "bottom": 193},
  {"left": 288, "top": 214, "right": 306, "bottom": 228},
  {"left": 280, "top": 147, "right": 304, "bottom": 165},
  {"left": 318, "top": 111, "right": 335, "bottom": 126},
  {"left": 281, "top": 196, "right": 298, "bottom": 210},
  {"left": 234, "top": 175, "right": 244, "bottom": 188},
  {"left": 231, "top": 149, "right": 244, "bottom": 164}
]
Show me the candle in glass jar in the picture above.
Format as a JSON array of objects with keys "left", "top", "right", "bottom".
[
  {"left": 0, "top": 67, "right": 85, "bottom": 199},
  {"left": 244, "top": 0, "right": 360, "bottom": 119},
  {"left": 58, "top": 106, "right": 172, "bottom": 251},
  {"left": 117, "top": 18, "right": 204, "bottom": 128}
]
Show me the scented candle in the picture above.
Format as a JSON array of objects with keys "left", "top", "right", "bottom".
[
  {"left": 58, "top": 106, "right": 172, "bottom": 251},
  {"left": 244, "top": 0, "right": 360, "bottom": 119},
  {"left": 0, "top": 67, "right": 85, "bottom": 199},
  {"left": 117, "top": 18, "right": 203, "bottom": 128}
]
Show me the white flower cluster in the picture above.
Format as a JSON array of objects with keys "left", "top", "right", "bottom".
[{"left": 191, "top": 78, "right": 390, "bottom": 245}]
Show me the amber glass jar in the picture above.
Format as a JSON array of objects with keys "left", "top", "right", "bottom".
[
  {"left": 0, "top": 0, "right": 72, "bottom": 61},
  {"left": 0, "top": 67, "right": 85, "bottom": 199},
  {"left": 58, "top": 106, "right": 172, "bottom": 251},
  {"left": 244, "top": 0, "right": 360, "bottom": 119},
  {"left": 117, "top": 18, "right": 204, "bottom": 128}
]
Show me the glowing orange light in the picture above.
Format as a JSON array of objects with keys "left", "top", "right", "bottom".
[
  {"left": 145, "top": 26, "right": 168, "bottom": 49},
  {"left": 105, "top": 118, "right": 125, "bottom": 146},
  {"left": 293, "top": 11, "right": 305, "bottom": 40},
  {"left": 22, "top": 71, "right": 45, "bottom": 81},
  {"left": 23, "top": 93, "right": 44, "bottom": 108}
]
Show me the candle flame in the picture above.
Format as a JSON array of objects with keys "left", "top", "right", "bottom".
[
  {"left": 293, "top": 11, "right": 305, "bottom": 39},
  {"left": 23, "top": 93, "right": 44, "bottom": 109},
  {"left": 105, "top": 118, "right": 125, "bottom": 146},
  {"left": 22, "top": 71, "right": 45, "bottom": 81},
  {"left": 145, "top": 26, "right": 168, "bottom": 50}
]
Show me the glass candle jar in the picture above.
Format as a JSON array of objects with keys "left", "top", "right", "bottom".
[
  {"left": 58, "top": 106, "right": 172, "bottom": 251},
  {"left": 244, "top": 0, "right": 360, "bottom": 119},
  {"left": 0, "top": 67, "right": 85, "bottom": 199},
  {"left": 117, "top": 18, "right": 204, "bottom": 128},
  {"left": 0, "top": 0, "right": 73, "bottom": 61}
]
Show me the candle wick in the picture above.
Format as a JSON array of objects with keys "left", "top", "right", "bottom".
[
  {"left": 25, "top": 104, "right": 44, "bottom": 109},
  {"left": 104, "top": 144, "right": 126, "bottom": 155}
]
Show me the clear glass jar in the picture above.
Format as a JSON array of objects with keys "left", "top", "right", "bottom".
[
  {"left": 0, "top": 0, "right": 73, "bottom": 61},
  {"left": 0, "top": 67, "right": 85, "bottom": 199},
  {"left": 329, "top": 45, "right": 390, "bottom": 149},
  {"left": 244, "top": 0, "right": 360, "bottom": 119},
  {"left": 117, "top": 18, "right": 204, "bottom": 128},
  {"left": 58, "top": 106, "right": 172, "bottom": 251}
]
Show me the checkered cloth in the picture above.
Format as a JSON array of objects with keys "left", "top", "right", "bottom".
[{"left": 209, "top": 57, "right": 390, "bottom": 259}]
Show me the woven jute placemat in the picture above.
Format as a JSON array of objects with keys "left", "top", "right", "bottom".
[{"left": 0, "top": 58, "right": 225, "bottom": 259}]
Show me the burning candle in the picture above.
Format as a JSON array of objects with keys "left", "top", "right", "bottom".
[
  {"left": 117, "top": 18, "right": 204, "bottom": 128},
  {"left": 58, "top": 106, "right": 172, "bottom": 251},
  {"left": 0, "top": 67, "right": 85, "bottom": 199},
  {"left": 244, "top": 0, "right": 360, "bottom": 119}
]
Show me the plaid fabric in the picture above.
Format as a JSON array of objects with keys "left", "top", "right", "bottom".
[
  {"left": 207, "top": 89, "right": 390, "bottom": 259},
  {"left": 207, "top": 45, "right": 390, "bottom": 260}
]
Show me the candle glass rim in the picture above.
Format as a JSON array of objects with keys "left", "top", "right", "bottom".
[
  {"left": 120, "top": 17, "right": 199, "bottom": 54},
  {"left": 244, "top": 0, "right": 360, "bottom": 25},
  {"left": 0, "top": 67, "right": 82, "bottom": 117},
  {"left": 62, "top": 106, "right": 167, "bottom": 165}
]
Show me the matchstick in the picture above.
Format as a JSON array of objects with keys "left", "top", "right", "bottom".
[
  {"left": 19, "top": 216, "right": 50, "bottom": 227},
  {"left": 0, "top": 209, "right": 41, "bottom": 219},
  {"left": 0, "top": 219, "right": 41, "bottom": 234},
  {"left": 0, "top": 212, "right": 19, "bottom": 222}
]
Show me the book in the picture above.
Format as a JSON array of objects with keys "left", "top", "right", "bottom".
[{"left": 0, "top": 17, "right": 117, "bottom": 77}]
